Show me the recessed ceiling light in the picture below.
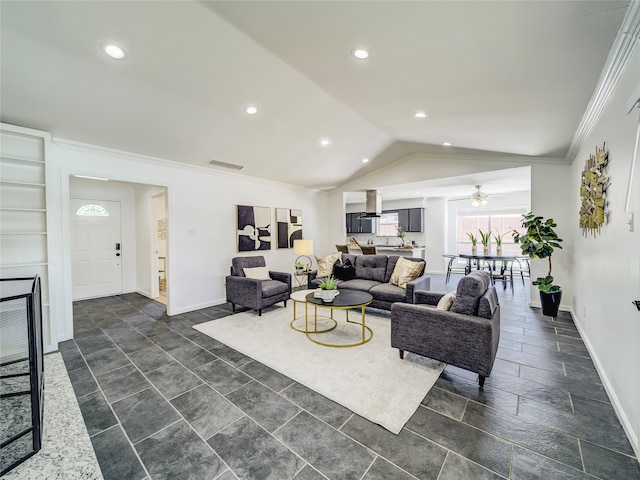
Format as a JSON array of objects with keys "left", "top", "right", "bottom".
[
  {"left": 103, "top": 44, "right": 125, "bottom": 59},
  {"left": 442, "top": 142, "right": 452, "bottom": 146},
  {"left": 362, "top": 158, "right": 369, "bottom": 163},
  {"left": 414, "top": 111, "right": 427, "bottom": 119},
  {"left": 352, "top": 49, "right": 369, "bottom": 59},
  {"left": 319, "top": 138, "right": 331, "bottom": 147},
  {"left": 244, "top": 105, "right": 258, "bottom": 115}
]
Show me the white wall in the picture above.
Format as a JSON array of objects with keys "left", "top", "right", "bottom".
[
  {"left": 570, "top": 48, "right": 640, "bottom": 453},
  {"left": 47, "top": 140, "right": 329, "bottom": 337}
]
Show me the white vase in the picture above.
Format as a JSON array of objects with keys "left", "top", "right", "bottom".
[
  {"left": 483, "top": 246, "right": 489, "bottom": 255},
  {"left": 497, "top": 246, "right": 503, "bottom": 256},
  {"left": 472, "top": 246, "right": 477, "bottom": 255},
  {"left": 320, "top": 289, "right": 336, "bottom": 302}
]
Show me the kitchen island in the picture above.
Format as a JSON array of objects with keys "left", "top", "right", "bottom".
[{"left": 348, "top": 245, "right": 425, "bottom": 259}]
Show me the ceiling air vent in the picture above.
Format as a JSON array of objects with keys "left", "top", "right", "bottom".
[{"left": 208, "top": 159, "right": 244, "bottom": 170}]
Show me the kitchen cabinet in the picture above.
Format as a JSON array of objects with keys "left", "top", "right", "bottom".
[
  {"left": 346, "top": 213, "right": 375, "bottom": 234},
  {"left": 396, "top": 208, "right": 423, "bottom": 232}
]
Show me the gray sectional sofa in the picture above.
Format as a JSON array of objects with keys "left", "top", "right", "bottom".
[{"left": 307, "top": 253, "right": 430, "bottom": 310}]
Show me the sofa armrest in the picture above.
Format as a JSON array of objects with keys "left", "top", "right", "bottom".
[
  {"left": 269, "top": 271, "right": 292, "bottom": 291},
  {"left": 307, "top": 270, "right": 319, "bottom": 289},
  {"left": 414, "top": 290, "right": 444, "bottom": 306},
  {"left": 406, "top": 274, "right": 431, "bottom": 303}
]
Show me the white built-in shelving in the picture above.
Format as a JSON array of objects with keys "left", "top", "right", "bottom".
[{"left": 0, "top": 127, "right": 51, "bottom": 354}]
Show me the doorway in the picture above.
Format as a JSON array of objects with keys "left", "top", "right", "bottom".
[
  {"left": 153, "top": 192, "right": 168, "bottom": 305},
  {"left": 70, "top": 199, "right": 123, "bottom": 299}
]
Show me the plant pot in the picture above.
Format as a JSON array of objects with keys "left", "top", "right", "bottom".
[
  {"left": 471, "top": 246, "right": 477, "bottom": 255},
  {"left": 483, "top": 246, "right": 489, "bottom": 255},
  {"left": 320, "top": 289, "right": 337, "bottom": 302},
  {"left": 540, "top": 290, "right": 562, "bottom": 317},
  {"left": 496, "top": 246, "right": 502, "bottom": 256},
  {"left": 295, "top": 268, "right": 304, "bottom": 274}
]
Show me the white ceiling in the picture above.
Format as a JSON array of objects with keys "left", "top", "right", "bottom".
[{"left": 0, "top": 1, "right": 630, "bottom": 195}]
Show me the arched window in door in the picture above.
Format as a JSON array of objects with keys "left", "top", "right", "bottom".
[{"left": 75, "top": 204, "right": 109, "bottom": 217}]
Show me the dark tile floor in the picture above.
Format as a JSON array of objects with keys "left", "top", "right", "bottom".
[{"left": 58, "top": 274, "right": 640, "bottom": 480}]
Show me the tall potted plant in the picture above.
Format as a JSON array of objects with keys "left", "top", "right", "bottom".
[{"left": 512, "top": 212, "right": 564, "bottom": 317}]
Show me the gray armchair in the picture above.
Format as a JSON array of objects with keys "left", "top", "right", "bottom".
[
  {"left": 225, "top": 256, "right": 291, "bottom": 316},
  {"left": 390, "top": 270, "right": 500, "bottom": 388}
]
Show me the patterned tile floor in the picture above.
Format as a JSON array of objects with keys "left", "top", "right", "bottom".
[{"left": 58, "top": 274, "right": 640, "bottom": 480}]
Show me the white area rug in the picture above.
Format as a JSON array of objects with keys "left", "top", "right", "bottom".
[{"left": 193, "top": 304, "right": 444, "bottom": 434}]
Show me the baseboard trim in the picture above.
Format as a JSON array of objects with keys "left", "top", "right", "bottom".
[
  {"left": 168, "top": 298, "right": 226, "bottom": 316},
  {"left": 568, "top": 307, "right": 639, "bottom": 458}
]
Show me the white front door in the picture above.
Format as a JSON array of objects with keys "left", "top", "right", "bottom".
[{"left": 70, "top": 199, "right": 122, "bottom": 300}]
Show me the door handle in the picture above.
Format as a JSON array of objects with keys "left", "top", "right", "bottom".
[{"left": 116, "top": 253, "right": 121, "bottom": 257}]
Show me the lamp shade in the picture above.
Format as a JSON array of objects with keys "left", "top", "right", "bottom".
[{"left": 293, "top": 239, "right": 313, "bottom": 256}]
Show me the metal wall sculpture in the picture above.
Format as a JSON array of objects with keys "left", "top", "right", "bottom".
[{"left": 579, "top": 142, "right": 610, "bottom": 238}]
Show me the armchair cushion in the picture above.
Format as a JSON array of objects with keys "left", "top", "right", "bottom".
[
  {"left": 450, "top": 270, "right": 491, "bottom": 315},
  {"left": 436, "top": 291, "right": 456, "bottom": 311},
  {"left": 243, "top": 266, "right": 270, "bottom": 280}
]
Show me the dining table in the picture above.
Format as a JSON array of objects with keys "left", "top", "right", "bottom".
[{"left": 458, "top": 254, "right": 518, "bottom": 293}]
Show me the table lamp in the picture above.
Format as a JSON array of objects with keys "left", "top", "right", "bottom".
[{"left": 293, "top": 239, "right": 314, "bottom": 272}]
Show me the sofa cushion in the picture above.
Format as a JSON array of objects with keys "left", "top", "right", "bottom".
[
  {"left": 333, "top": 258, "right": 355, "bottom": 280},
  {"left": 353, "top": 255, "right": 388, "bottom": 282},
  {"left": 339, "top": 279, "right": 380, "bottom": 292},
  {"left": 389, "top": 257, "right": 424, "bottom": 288},
  {"left": 261, "top": 279, "right": 289, "bottom": 297},
  {"left": 478, "top": 286, "right": 499, "bottom": 319},
  {"left": 316, "top": 253, "right": 341, "bottom": 277},
  {"left": 436, "top": 291, "right": 457, "bottom": 311},
  {"left": 450, "top": 271, "right": 491, "bottom": 315},
  {"left": 243, "top": 266, "right": 270, "bottom": 280},
  {"left": 369, "top": 283, "right": 407, "bottom": 303}
]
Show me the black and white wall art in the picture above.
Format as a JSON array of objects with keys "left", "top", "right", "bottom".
[
  {"left": 276, "top": 208, "right": 303, "bottom": 248},
  {"left": 236, "top": 205, "right": 271, "bottom": 251}
]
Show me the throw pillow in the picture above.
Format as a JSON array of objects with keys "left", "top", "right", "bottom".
[
  {"left": 389, "top": 257, "right": 424, "bottom": 289},
  {"left": 316, "top": 252, "right": 341, "bottom": 277},
  {"left": 243, "top": 266, "right": 271, "bottom": 280},
  {"left": 436, "top": 291, "right": 457, "bottom": 311},
  {"left": 333, "top": 258, "right": 355, "bottom": 281}
]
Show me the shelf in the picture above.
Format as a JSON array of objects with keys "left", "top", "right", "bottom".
[
  {"left": 0, "top": 181, "right": 45, "bottom": 188},
  {"left": 0, "top": 263, "right": 48, "bottom": 268},
  {"left": 0, "top": 208, "right": 47, "bottom": 212},
  {"left": 0, "top": 155, "right": 44, "bottom": 165}
]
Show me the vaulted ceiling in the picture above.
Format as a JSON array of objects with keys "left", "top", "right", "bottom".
[{"left": 0, "top": 1, "right": 630, "bottom": 192}]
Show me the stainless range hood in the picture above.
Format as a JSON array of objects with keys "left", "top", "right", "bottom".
[{"left": 358, "top": 190, "right": 381, "bottom": 218}]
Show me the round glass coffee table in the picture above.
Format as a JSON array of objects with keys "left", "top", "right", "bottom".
[
  {"left": 289, "top": 289, "right": 337, "bottom": 334},
  {"left": 304, "top": 290, "right": 373, "bottom": 348}
]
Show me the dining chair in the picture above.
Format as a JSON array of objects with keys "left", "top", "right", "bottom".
[
  {"left": 359, "top": 245, "right": 377, "bottom": 255},
  {"left": 335, "top": 244, "right": 349, "bottom": 253},
  {"left": 442, "top": 254, "right": 467, "bottom": 283},
  {"left": 513, "top": 256, "right": 531, "bottom": 285}
]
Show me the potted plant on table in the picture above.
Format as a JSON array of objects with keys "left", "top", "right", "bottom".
[
  {"left": 478, "top": 229, "right": 491, "bottom": 255},
  {"left": 512, "top": 212, "right": 564, "bottom": 317},
  {"left": 319, "top": 275, "right": 338, "bottom": 302},
  {"left": 493, "top": 232, "right": 506, "bottom": 256},
  {"left": 396, "top": 226, "right": 406, "bottom": 247},
  {"left": 467, "top": 232, "right": 478, "bottom": 255},
  {"left": 294, "top": 261, "right": 305, "bottom": 274}
]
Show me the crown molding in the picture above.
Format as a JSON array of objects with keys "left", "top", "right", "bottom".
[{"left": 565, "top": 1, "right": 640, "bottom": 164}]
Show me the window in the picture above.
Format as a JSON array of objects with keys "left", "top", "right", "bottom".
[
  {"left": 457, "top": 210, "right": 526, "bottom": 255},
  {"left": 377, "top": 212, "right": 399, "bottom": 236},
  {"left": 75, "top": 204, "right": 109, "bottom": 217}
]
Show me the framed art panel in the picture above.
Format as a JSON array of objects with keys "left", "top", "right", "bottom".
[
  {"left": 276, "top": 208, "right": 303, "bottom": 248},
  {"left": 237, "top": 205, "right": 271, "bottom": 252}
]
